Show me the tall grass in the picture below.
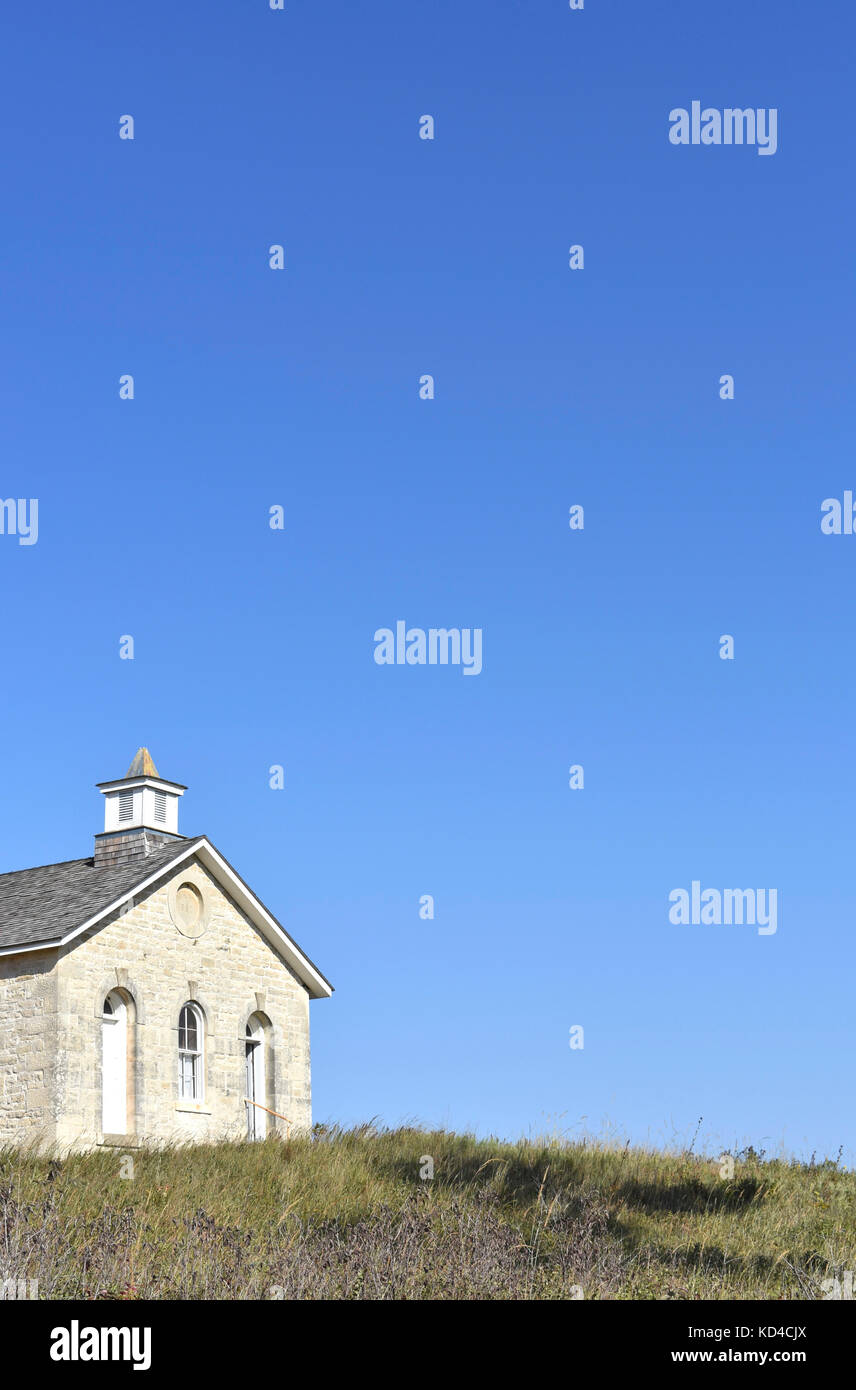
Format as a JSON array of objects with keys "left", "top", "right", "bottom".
[{"left": 0, "top": 1124, "right": 852, "bottom": 1299}]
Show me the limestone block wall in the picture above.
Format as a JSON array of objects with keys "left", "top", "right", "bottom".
[
  {"left": 0, "top": 949, "right": 58, "bottom": 1147},
  {"left": 54, "top": 854, "right": 312, "bottom": 1151}
]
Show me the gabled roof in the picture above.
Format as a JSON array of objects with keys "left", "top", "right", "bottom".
[
  {"left": 0, "top": 838, "right": 196, "bottom": 951},
  {"left": 0, "top": 836, "right": 333, "bottom": 999}
]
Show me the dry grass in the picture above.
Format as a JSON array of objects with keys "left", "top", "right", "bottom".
[{"left": 0, "top": 1123, "right": 852, "bottom": 1299}]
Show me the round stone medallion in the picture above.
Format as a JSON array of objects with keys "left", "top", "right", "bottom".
[{"left": 168, "top": 879, "right": 211, "bottom": 938}]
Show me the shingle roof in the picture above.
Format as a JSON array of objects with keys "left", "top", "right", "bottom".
[{"left": 0, "top": 837, "right": 202, "bottom": 950}]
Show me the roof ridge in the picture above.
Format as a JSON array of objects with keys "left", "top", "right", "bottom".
[
  {"left": 0, "top": 855, "right": 93, "bottom": 878},
  {"left": 0, "top": 835, "right": 196, "bottom": 880}
]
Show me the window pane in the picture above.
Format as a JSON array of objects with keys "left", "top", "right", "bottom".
[
  {"left": 181, "top": 1054, "right": 198, "bottom": 1100},
  {"left": 178, "top": 1007, "right": 202, "bottom": 1099},
  {"left": 179, "top": 1005, "right": 198, "bottom": 1051}
]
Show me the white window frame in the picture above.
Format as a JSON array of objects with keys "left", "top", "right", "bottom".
[{"left": 178, "top": 1003, "right": 204, "bottom": 1102}]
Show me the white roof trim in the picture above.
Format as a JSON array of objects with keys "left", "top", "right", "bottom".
[
  {"left": 0, "top": 838, "right": 333, "bottom": 999},
  {"left": 96, "top": 776, "right": 186, "bottom": 794}
]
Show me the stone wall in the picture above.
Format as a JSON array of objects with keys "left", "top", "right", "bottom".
[
  {"left": 56, "top": 854, "right": 312, "bottom": 1150},
  {"left": 0, "top": 949, "right": 58, "bottom": 1147}
]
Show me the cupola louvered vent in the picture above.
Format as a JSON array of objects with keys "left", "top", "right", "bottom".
[
  {"left": 118, "top": 792, "right": 134, "bottom": 823},
  {"left": 154, "top": 791, "right": 167, "bottom": 824}
]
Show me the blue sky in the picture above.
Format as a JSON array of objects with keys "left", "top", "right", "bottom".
[{"left": 1, "top": 1, "right": 853, "bottom": 1163}]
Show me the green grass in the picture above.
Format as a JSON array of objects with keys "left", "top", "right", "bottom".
[{"left": 0, "top": 1124, "right": 852, "bottom": 1299}]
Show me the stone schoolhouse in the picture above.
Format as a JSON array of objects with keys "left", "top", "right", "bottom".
[{"left": 0, "top": 750, "right": 332, "bottom": 1151}]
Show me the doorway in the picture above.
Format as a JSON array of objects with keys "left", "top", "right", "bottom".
[
  {"left": 245, "top": 1017, "right": 266, "bottom": 1140},
  {"left": 102, "top": 990, "right": 128, "bottom": 1133}
]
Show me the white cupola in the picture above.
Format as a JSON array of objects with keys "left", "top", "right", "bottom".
[{"left": 94, "top": 749, "right": 186, "bottom": 867}]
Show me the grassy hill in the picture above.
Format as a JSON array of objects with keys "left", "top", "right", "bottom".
[{"left": 1, "top": 1124, "right": 853, "bottom": 1299}]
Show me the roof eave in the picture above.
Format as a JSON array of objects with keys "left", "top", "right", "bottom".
[
  {"left": 0, "top": 836, "right": 333, "bottom": 999},
  {"left": 95, "top": 776, "right": 188, "bottom": 793}
]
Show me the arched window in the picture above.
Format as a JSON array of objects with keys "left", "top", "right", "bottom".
[
  {"left": 245, "top": 1014, "right": 268, "bottom": 1140},
  {"left": 178, "top": 1003, "right": 204, "bottom": 1101}
]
